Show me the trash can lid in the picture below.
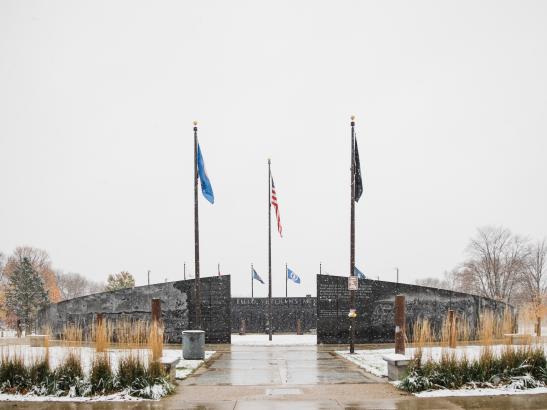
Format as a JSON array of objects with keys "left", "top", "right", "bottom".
[{"left": 182, "top": 330, "right": 205, "bottom": 334}]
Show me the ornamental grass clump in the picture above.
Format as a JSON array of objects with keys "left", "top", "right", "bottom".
[
  {"left": 0, "top": 354, "right": 29, "bottom": 393},
  {"left": 400, "top": 339, "right": 547, "bottom": 393},
  {"left": 89, "top": 353, "right": 115, "bottom": 394},
  {"left": 54, "top": 351, "right": 86, "bottom": 395},
  {"left": 117, "top": 354, "right": 146, "bottom": 389}
]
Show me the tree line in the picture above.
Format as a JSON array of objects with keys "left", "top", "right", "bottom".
[
  {"left": 0, "top": 246, "right": 136, "bottom": 333},
  {"left": 416, "top": 226, "right": 546, "bottom": 309}
]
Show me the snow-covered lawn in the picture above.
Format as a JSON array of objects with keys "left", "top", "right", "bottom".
[
  {"left": 0, "top": 345, "right": 215, "bottom": 402},
  {"left": 231, "top": 334, "right": 316, "bottom": 346},
  {"left": 337, "top": 344, "right": 547, "bottom": 397}
]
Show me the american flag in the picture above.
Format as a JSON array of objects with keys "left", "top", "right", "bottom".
[{"left": 270, "top": 175, "right": 283, "bottom": 237}]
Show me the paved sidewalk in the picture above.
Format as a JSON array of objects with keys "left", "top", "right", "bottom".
[{"left": 1, "top": 343, "right": 547, "bottom": 409}]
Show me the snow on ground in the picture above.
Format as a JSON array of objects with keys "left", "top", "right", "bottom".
[
  {"left": 231, "top": 334, "right": 316, "bottom": 346},
  {"left": 337, "top": 343, "right": 547, "bottom": 397},
  {"left": 175, "top": 351, "right": 215, "bottom": 380},
  {"left": 0, "top": 345, "right": 214, "bottom": 378},
  {"left": 415, "top": 386, "right": 547, "bottom": 397}
]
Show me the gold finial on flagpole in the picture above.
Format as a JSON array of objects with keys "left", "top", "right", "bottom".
[
  {"left": 193, "top": 120, "right": 198, "bottom": 126},
  {"left": 351, "top": 115, "right": 355, "bottom": 121}
]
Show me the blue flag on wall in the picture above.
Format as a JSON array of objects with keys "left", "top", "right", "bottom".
[
  {"left": 197, "top": 143, "right": 214, "bottom": 204},
  {"left": 354, "top": 266, "right": 366, "bottom": 279},
  {"left": 252, "top": 268, "right": 265, "bottom": 284},
  {"left": 287, "top": 268, "right": 301, "bottom": 284}
]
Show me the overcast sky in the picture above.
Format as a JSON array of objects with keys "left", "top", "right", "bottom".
[{"left": 1, "top": 1, "right": 546, "bottom": 297}]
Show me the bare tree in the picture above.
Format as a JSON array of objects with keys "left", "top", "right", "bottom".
[
  {"left": 462, "top": 226, "right": 528, "bottom": 303},
  {"left": 56, "top": 271, "right": 105, "bottom": 300},
  {"left": 415, "top": 269, "right": 462, "bottom": 292},
  {"left": 522, "top": 240, "right": 546, "bottom": 334},
  {"left": 523, "top": 239, "right": 547, "bottom": 303}
]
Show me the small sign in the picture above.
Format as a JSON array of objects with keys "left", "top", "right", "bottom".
[{"left": 348, "top": 276, "right": 358, "bottom": 290}]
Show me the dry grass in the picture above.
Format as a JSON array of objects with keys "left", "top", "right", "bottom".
[
  {"left": 93, "top": 318, "right": 110, "bottom": 353},
  {"left": 148, "top": 321, "right": 164, "bottom": 362},
  {"left": 61, "top": 323, "right": 83, "bottom": 347}
]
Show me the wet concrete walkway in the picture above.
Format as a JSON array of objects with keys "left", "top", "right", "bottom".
[
  {"left": 182, "top": 345, "right": 382, "bottom": 386},
  {"left": 1, "top": 343, "right": 547, "bottom": 409}
]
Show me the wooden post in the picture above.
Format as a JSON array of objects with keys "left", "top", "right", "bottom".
[
  {"left": 296, "top": 319, "right": 303, "bottom": 335},
  {"left": 394, "top": 295, "right": 406, "bottom": 355},
  {"left": 151, "top": 298, "right": 162, "bottom": 324},
  {"left": 448, "top": 309, "right": 456, "bottom": 348},
  {"left": 537, "top": 316, "right": 542, "bottom": 337}
]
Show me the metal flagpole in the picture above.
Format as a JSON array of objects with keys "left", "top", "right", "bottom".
[
  {"left": 251, "top": 263, "right": 254, "bottom": 298},
  {"left": 193, "top": 120, "right": 202, "bottom": 330},
  {"left": 320, "top": 262, "right": 322, "bottom": 275},
  {"left": 349, "top": 115, "right": 356, "bottom": 354},
  {"left": 218, "top": 263, "right": 220, "bottom": 276},
  {"left": 184, "top": 262, "right": 186, "bottom": 280},
  {"left": 268, "top": 159, "right": 272, "bottom": 341}
]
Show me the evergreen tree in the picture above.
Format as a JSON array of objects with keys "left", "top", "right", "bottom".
[
  {"left": 105, "top": 271, "right": 135, "bottom": 291},
  {"left": 5, "top": 257, "right": 49, "bottom": 331}
]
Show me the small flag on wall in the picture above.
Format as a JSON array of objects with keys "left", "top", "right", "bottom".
[
  {"left": 252, "top": 268, "right": 265, "bottom": 284},
  {"left": 287, "top": 268, "right": 301, "bottom": 284}
]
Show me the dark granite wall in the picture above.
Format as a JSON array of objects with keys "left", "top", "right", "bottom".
[
  {"left": 37, "top": 276, "right": 231, "bottom": 344},
  {"left": 317, "top": 275, "right": 512, "bottom": 344},
  {"left": 231, "top": 297, "right": 317, "bottom": 333}
]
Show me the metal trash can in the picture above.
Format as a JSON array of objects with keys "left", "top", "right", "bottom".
[{"left": 182, "top": 330, "right": 205, "bottom": 360}]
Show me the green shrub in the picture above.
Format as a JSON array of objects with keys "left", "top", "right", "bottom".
[
  {"left": 54, "top": 352, "right": 84, "bottom": 393},
  {"left": 117, "top": 355, "right": 146, "bottom": 388},
  {"left": 399, "top": 346, "right": 547, "bottom": 393},
  {"left": 89, "top": 354, "right": 115, "bottom": 394},
  {"left": 0, "top": 355, "right": 29, "bottom": 392},
  {"left": 29, "top": 357, "right": 51, "bottom": 386}
]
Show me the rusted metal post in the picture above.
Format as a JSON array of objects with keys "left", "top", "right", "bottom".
[
  {"left": 448, "top": 309, "right": 456, "bottom": 348},
  {"left": 394, "top": 295, "right": 406, "bottom": 355},
  {"left": 296, "top": 319, "right": 303, "bottom": 335},
  {"left": 537, "top": 317, "right": 542, "bottom": 337},
  {"left": 239, "top": 319, "right": 246, "bottom": 335},
  {"left": 151, "top": 298, "right": 162, "bottom": 324}
]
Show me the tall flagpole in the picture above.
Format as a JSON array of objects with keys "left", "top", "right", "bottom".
[
  {"left": 251, "top": 263, "right": 254, "bottom": 298},
  {"left": 349, "top": 115, "right": 356, "bottom": 354},
  {"left": 193, "top": 120, "right": 202, "bottom": 330},
  {"left": 268, "top": 159, "right": 272, "bottom": 341}
]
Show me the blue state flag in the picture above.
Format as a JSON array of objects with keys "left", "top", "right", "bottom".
[
  {"left": 197, "top": 143, "right": 214, "bottom": 204},
  {"left": 252, "top": 268, "right": 265, "bottom": 284},
  {"left": 354, "top": 266, "right": 366, "bottom": 280},
  {"left": 287, "top": 268, "right": 301, "bottom": 284}
]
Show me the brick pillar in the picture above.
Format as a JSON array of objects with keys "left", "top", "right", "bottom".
[
  {"left": 151, "top": 298, "right": 162, "bottom": 324},
  {"left": 448, "top": 309, "right": 456, "bottom": 348},
  {"left": 239, "top": 319, "right": 246, "bottom": 335},
  {"left": 394, "top": 295, "right": 406, "bottom": 355}
]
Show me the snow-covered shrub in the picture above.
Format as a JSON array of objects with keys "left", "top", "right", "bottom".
[
  {"left": 89, "top": 353, "right": 115, "bottom": 394},
  {"left": 398, "top": 345, "right": 547, "bottom": 393}
]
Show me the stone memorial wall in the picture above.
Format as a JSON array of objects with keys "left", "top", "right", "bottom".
[
  {"left": 231, "top": 297, "right": 317, "bottom": 333},
  {"left": 317, "top": 275, "right": 512, "bottom": 344},
  {"left": 37, "top": 276, "right": 231, "bottom": 344}
]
